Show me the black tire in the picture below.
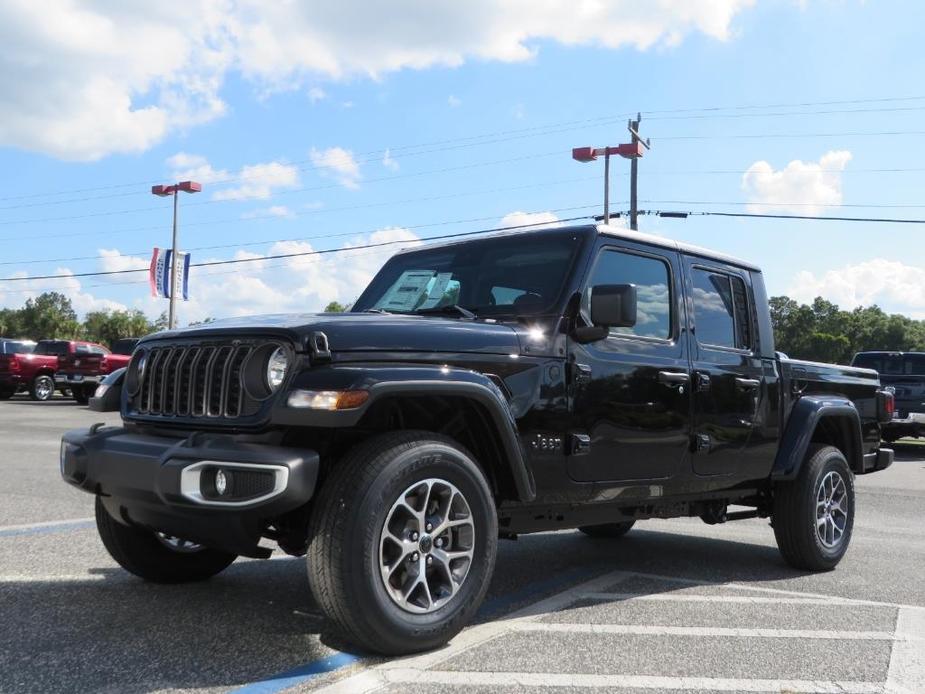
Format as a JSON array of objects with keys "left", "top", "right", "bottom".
[
  {"left": 307, "top": 431, "right": 498, "bottom": 655},
  {"left": 95, "top": 497, "right": 237, "bottom": 583},
  {"left": 72, "top": 384, "right": 91, "bottom": 405},
  {"left": 578, "top": 520, "right": 636, "bottom": 538},
  {"left": 0, "top": 387, "right": 14, "bottom": 400},
  {"left": 30, "top": 374, "right": 55, "bottom": 401},
  {"left": 773, "top": 444, "right": 855, "bottom": 571}
]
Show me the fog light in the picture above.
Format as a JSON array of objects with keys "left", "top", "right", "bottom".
[
  {"left": 287, "top": 389, "right": 369, "bottom": 410},
  {"left": 215, "top": 469, "right": 228, "bottom": 496}
]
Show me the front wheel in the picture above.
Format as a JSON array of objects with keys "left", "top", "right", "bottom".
[
  {"left": 773, "top": 444, "right": 855, "bottom": 571},
  {"left": 30, "top": 374, "right": 54, "bottom": 401},
  {"left": 95, "top": 497, "right": 237, "bottom": 583},
  {"left": 307, "top": 431, "right": 498, "bottom": 655}
]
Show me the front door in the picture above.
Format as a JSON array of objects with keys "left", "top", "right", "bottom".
[
  {"left": 683, "top": 258, "right": 765, "bottom": 476},
  {"left": 567, "top": 242, "right": 692, "bottom": 483}
]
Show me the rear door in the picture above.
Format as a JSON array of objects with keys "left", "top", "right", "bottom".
[
  {"left": 567, "top": 240, "right": 692, "bottom": 482},
  {"left": 684, "top": 258, "right": 765, "bottom": 476}
]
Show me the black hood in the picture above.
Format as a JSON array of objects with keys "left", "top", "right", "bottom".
[{"left": 147, "top": 312, "right": 528, "bottom": 355}]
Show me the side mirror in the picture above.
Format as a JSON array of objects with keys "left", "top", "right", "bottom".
[{"left": 591, "top": 284, "right": 637, "bottom": 328}]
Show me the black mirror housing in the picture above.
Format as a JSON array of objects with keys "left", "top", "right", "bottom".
[{"left": 590, "top": 284, "right": 637, "bottom": 328}]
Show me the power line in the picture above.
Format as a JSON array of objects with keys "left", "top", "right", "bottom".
[
  {"left": 0, "top": 214, "right": 596, "bottom": 283},
  {"left": 3, "top": 93, "right": 925, "bottom": 205},
  {"left": 646, "top": 210, "right": 925, "bottom": 225}
]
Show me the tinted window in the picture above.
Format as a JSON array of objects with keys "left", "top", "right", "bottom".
[
  {"left": 692, "top": 268, "right": 752, "bottom": 349},
  {"left": 584, "top": 250, "right": 672, "bottom": 339},
  {"left": 111, "top": 339, "right": 139, "bottom": 355},
  {"left": 0, "top": 341, "right": 34, "bottom": 354},
  {"left": 34, "top": 341, "right": 69, "bottom": 356},
  {"left": 853, "top": 353, "right": 925, "bottom": 375},
  {"left": 353, "top": 231, "right": 584, "bottom": 317}
]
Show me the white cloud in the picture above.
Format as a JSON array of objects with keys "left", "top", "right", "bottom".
[
  {"left": 211, "top": 161, "right": 300, "bottom": 201},
  {"left": 500, "top": 211, "right": 562, "bottom": 230},
  {"left": 0, "top": 1, "right": 753, "bottom": 160},
  {"left": 307, "top": 86, "right": 327, "bottom": 103},
  {"left": 448, "top": 95, "right": 462, "bottom": 107},
  {"left": 0, "top": 268, "right": 128, "bottom": 317},
  {"left": 173, "top": 227, "right": 422, "bottom": 322},
  {"left": 98, "top": 249, "right": 149, "bottom": 274},
  {"left": 310, "top": 146, "right": 361, "bottom": 189},
  {"left": 742, "top": 150, "right": 852, "bottom": 215},
  {"left": 788, "top": 258, "right": 925, "bottom": 318},
  {"left": 167, "top": 152, "right": 230, "bottom": 184},
  {"left": 242, "top": 205, "right": 295, "bottom": 219},
  {"left": 382, "top": 148, "right": 399, "bottom": 171}
]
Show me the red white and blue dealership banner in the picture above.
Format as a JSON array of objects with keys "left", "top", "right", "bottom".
[{"left": 149, "top": 248, "right": 190, "bottom": 300}]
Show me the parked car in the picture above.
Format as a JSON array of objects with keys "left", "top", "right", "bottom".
[
  {"left": 62, "top": 224, "right": 895, "bottom": 655},
  {"left": 36, "top": 340, "right": 129, "bottom": 404},
  {"left": 852, "top": 350, "right": 925, "bottom": 442},
  {"left": 0, "top": 338, "right": 58, "bottom": 400}
]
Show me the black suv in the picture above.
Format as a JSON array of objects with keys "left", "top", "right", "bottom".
[
  {"left": 61, "top": 225, "right": 894, "bottom": 655},
  {"left": 852, "top": 351, "right": 925, "bottom": 442}
]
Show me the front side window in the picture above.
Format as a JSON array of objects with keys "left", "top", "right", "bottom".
[
  {"left": 692, "top": 268, "right": 751, "bottom": 349},
  {"left": 583, "top": 249, "right": 672, "bottom": 340}
]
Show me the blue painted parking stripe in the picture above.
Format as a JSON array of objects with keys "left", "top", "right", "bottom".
[
  {"left": 230, "top": 652, "right": 361, "bottom": 694},
  {"left": 230, "top": 561, "right": 603, "bottom": 693},
  {"left": 0, "top": 519, "right": 94, "bottom": 538}
]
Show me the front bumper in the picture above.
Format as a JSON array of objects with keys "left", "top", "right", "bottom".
[{"left": 60, "top": 426, "right": 319, "bottom": 557}]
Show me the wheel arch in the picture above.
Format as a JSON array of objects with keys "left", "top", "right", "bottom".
[{"left": 772, "top": 395, "right": 863, "bottom": 479}]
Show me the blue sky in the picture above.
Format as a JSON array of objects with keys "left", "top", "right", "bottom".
[{"left": 2, "top": 0, "right": 925, "bottom": 324}]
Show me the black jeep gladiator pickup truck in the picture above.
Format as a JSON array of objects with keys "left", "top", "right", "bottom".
[{"left": 61, "top": 224, "right": 894, "bottom": 655}]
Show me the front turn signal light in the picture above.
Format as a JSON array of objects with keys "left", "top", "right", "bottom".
[{"left": 286, "top": 389, "right": 369, "bottom": 410}]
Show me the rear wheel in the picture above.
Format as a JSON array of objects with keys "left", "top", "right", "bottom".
[
  {"left": 95, "top": 497, "right": 237, "bottom": 583},
  {"left": 578, "top": 520, "right": 636, "bottom": 538},
  {"left": 72, "top": 384, "right": 91, "bottom": 405},
  {"left": 773, "top": 444, "right": 854, "bottom": 571},
  {"left": 30, "top": 374, "right": 54, "bottom": 401},
  {"left": 307, "top": 431, "right": 497, "bottom": 655}
]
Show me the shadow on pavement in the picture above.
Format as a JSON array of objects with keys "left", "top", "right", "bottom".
[{"left": 0, "top": 527, "right": 809, "bottom": 693}]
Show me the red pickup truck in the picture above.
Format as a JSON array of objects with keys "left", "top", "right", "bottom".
[
  {"left": 0, "top": 338, "right": 58, "bottom": 401},
  {"left": 45, "top": 340, "right": 132, "bottom": 404}
]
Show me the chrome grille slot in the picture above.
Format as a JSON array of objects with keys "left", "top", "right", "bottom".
[{"left": 130, "top": 339, "right": 270, "bottom": 423}]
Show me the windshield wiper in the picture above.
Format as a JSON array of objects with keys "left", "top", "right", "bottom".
[
  {"left": 415, "top": 304, "right": 477, "bottom": 319},
  {"left": 363, "top": 308, "right": 391, "bottom": 314}
]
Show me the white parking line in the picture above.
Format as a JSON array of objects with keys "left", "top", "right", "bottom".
[
  {"left": 582, "top": 592, "right": 861, "bottom": 605},
  {"left": 0, "top": 517, "right": 93, "bottom": 533},
  {"left": 380, "top": 669, "right": 887, "bottom": 693},
  {"left": 513, "top": 621, "right": 912, "bottom": 641},
  {"left": 886, "top": 607, "right": 925, "bottom": 693}
]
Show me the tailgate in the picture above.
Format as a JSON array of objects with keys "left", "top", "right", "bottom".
[{"left": 59, "top": 353, "right": 105, "bottom": 376}]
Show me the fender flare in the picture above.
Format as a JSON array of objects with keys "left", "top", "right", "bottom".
[
  {"left": 771, "top": 394, "right": 863, "bottom": 479},
  {"left": 279, "top": 365, "right": 536, "bottom": 502}
]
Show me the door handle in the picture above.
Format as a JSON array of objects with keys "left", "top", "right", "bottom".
[
  {"left": 657, "top": 371, "right": 690, "bottom": 387},
  {"left": 735, "top": 377, "right": 761, "bottom": 390}
]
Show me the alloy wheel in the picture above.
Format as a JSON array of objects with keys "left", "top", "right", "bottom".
[{"left": 815, "top": 470, "right": 849, "bottom": 548}]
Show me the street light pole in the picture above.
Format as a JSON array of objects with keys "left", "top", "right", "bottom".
[
  {"left": 168, "top": 189, "right": 180, "bottom": 330},
  {"left": 151, "top": 180, "right": 202, "bottom": 330}
]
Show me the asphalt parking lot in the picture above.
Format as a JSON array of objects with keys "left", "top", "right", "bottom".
[{"left": 1, "top": 395, "right": 923, "bottom": 694}]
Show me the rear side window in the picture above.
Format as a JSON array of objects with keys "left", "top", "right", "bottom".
[
  {"left": 583, "top": 249, "right": 672, "bottom": 340},
  {"left": 34, "top": 341, "right": 69, "bottom": 356},
  {"left": 692, "top": 268, "right": 751, "bottom": 350}
]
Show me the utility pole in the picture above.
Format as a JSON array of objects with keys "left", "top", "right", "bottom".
[{"left": 572, "top": 115, "right": 649, "bottom": 227}]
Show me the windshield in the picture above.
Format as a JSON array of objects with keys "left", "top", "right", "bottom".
[
  {"left": 353, "top": 230, "right": 586, "bottom": 317},
  {"left": 0, "top": 340, "right": 34, "bottom": 354},
  {"left": 853, "top": 352, "right": 925, "bottom": 375}
]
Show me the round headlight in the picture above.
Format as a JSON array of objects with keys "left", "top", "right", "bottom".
[
  {"left": 127, "top": 350, "right": 147, "bottom": 396},
  {"left": 266, "top": 347, "right": 289, "bottom": 391}
]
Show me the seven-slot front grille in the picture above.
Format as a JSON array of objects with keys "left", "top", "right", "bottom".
[{"left": 136, "top": 342, "right": 257, "bottom": 419}]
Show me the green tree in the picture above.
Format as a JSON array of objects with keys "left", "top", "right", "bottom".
[
  {"left": 0, "top": 308, "right": 23, "bottom": 336},
  {"left": 18, "top": 292, "right": 79, "bottom": 340},
  {"left": 324, "top": 301, "right": 349, "bottom": 313},
  {"left": 82, "top": 309, "right": 154, "bottom": 346}
]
